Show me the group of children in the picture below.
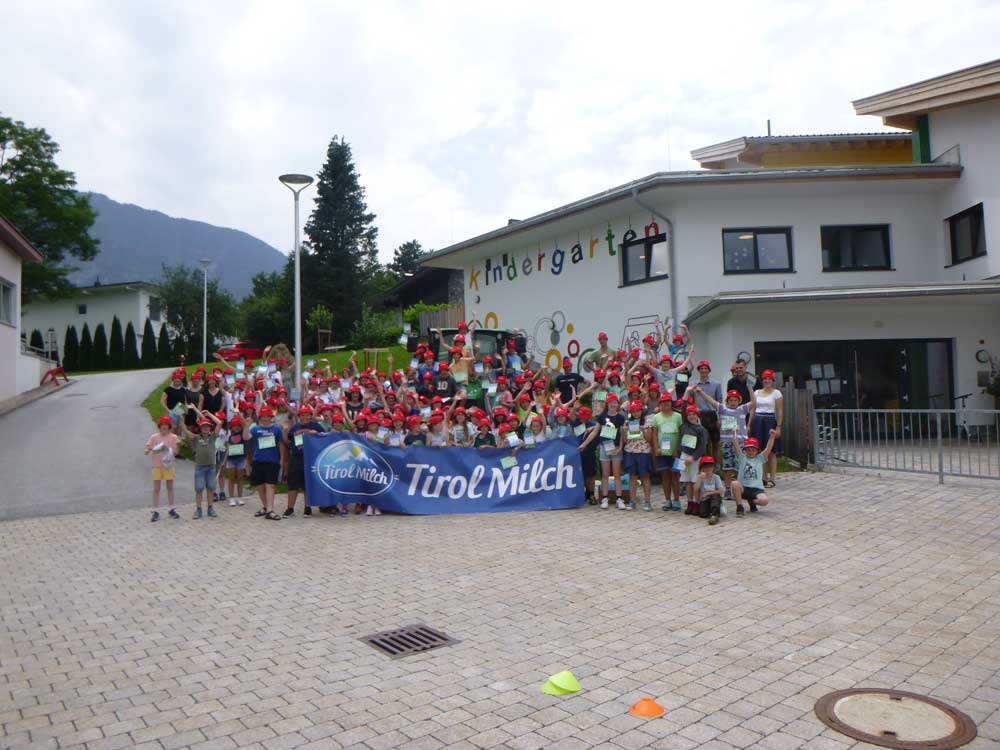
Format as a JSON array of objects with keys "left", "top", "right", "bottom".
[{"left": 146, "top": 320, "right": 783, "bottom": 526}]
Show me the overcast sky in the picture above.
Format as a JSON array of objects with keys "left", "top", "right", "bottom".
[{"left": 4, "top": 1, "right": 998, "bottom": 261}]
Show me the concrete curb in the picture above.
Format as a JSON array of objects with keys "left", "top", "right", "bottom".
[{"left": 0, "top": 379, "right": 76, "bottom": 418}]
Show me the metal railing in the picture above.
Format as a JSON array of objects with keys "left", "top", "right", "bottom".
[{"left": 813, "top": 408, "right": 1000, "bottom": 483}]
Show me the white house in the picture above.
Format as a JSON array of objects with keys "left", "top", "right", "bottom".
[
  {"left": 22, "top": 280, "right": 165, "bottom": 363},
  {"left": 0, "top": 214, "right": 50, "bottom": 400},
  {"left": 420, "top": 59, "right": 1000, "bottom": 413}
]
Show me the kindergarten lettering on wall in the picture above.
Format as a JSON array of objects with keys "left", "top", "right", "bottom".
[{"left": 467, "top": 222, "right": 662, "bottom": 291}]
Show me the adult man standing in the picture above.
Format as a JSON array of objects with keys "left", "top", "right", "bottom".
[
  {"left": 726, "top": 360, "right": 756, "bottom": 405},
  {"left": 583, "top": 331, "right": 614, "bottom": 373},
  {"left": 690, "top": 360, "right": 723, "bottom": 462},
  {"left": 554, "top": 357, "right": 585, "bottom": 404}
]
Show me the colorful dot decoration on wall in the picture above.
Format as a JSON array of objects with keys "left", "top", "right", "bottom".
[{"left": 484, "top": 310, "right": 584, "bottom": 371}]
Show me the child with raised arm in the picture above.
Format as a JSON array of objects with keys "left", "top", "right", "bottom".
[
  {"left": 145, "top": 415, "right": 180, "bottom": 521},
  {"left": 731, "top": 428, "right": 776, "bottom": 515},
  {"left": 182, "top": 408, "right": 222, "bottom": 519},
  {"left": 695, "top": 388, "right": 754, "bottom": 507}
]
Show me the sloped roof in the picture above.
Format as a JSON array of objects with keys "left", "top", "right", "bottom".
[{"left": 0, "top": 215, "right": 44, "bottom": 263}]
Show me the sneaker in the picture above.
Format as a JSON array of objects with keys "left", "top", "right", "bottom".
[
  {"left": 212, "top": 492, "right": 219, "bottom": 502},
  {"left": 354, "top": 503, "right": 364, "bottom": 514},
  {"left": 283, "top": 508, "right": 294, "bottom": 518},
  {"left": 228, "top": 498, "right": 237, "bottom": 507},
  {"left": 643, "top": 501, "right": 652, "bottom": 512},
  {"left": 736, "top": 504, "right": 745, "bottom": 517},
  {"left": 709, "top": 514, "right": 719, "bottom": 525},
  {"left": 150, "top": 511, "right": 159, "bottom": 522},
  {"left": 723, "top": 489, "right": 733, "bottom": 501},
  {"left": 672, "top": 501, "right": 682, "bottom": 511},
  {"left": 749, "top": 501, "right": 758, "bottom": 513},
  {"left": 616, "top": 498, "right": 626, "bottom": 510},
  {"left": 600, "top": 498, "right": 609, "bottom": 509},
  {"left": 627, "top": 501, "right": 636, "bottom": 511},
  {"left": 339, "top": 506, "right": 349, "bottom": 517},
  {"left": 365, "top": 505, "right": 374, "bottom": 516},
  {"left": 218, "top": 492, "right": 226, "bottom": 502},
  {"left": 168, "top": 508, "right": 180, "bottom": 520},
  {"left": 661, "top": 503, "right": 671, "bottom": 512},
  {"left": 236, "top": 497, "right": 246, "bottom": 506},
  {"left": 586, "top": 496, "right": 598, "bottom": 506},
  {"left": 373, "top": 508, "right": 382, "bottom": 516},
  {"left": 304, "top": 506, "right": 312, "bottom": 516},
  {"left": 193, "top": 507, "right": 203, "bottom": 519},
  {"left": 207, "top": 506, "right": 217, "bottom": 518}
]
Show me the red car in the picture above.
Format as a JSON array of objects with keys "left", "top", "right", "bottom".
[{"left": 215, "top": 341, "right": 266, "bottom": 362}]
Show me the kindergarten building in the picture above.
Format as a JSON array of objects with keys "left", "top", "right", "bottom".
[{"left": 421, "top": 59, "right": 1000, "bottom": 412}]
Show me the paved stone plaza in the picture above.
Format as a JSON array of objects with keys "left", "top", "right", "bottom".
[{"left": 1, "top": 471, "right": 998, "bottom": 750}]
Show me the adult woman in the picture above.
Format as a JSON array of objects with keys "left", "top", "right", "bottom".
[{"left": 750, "top": 369, "right": 783, "bottom": 487}]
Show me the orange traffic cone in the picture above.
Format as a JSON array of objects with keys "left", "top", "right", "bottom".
[{"left": 629, "top": 698, "right": 665, "bottom": 718}]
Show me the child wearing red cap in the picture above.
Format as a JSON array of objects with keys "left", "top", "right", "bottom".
[
  {"left": 679, "top": 405, "right": 708, "bottom": 514},
  {"left": 651, "top": 394, "right": 683, "bottom": 511},
  {"left": 225, "top": 416, "right": 247, "bottom": 505},
  {"left": 473, "top": 418, "right": 497, "bottom": 448},
  {"left": 597, "top": 394, "right": 626, "bottom": 508},
  {"left": 145, "top": 416, "right": 181, "bottom": 521},
  {"left": 732, "top": 429, "right": 776, "bottom": 514},
  {"left": 622, "top": 400, "right": 653, "bottom": 510},
  {"left": 181, "top": 410, "right": 223, "bottom": 519},
  {"left": 573, "top": 406, "right": 600, "bottom": 504},
  {"left": 695, "top": 456, "right": 725, "bottom": 525},
  {"left": 697, "top": 388, "right": 753, "bottom": 508},
  {"left": 244, "top": 406, "right": 284, "bottom": 520},
  {"left": 282, "top": 405, "right": 326, "bottom": 517}
]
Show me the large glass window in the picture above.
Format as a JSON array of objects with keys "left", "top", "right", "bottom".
[
  {"left": 821, "top": 225, "right": 892, "bottom": 271},
  {"left": 621, "top": 233, "right": 669, "bottom": 286},
  {"left": 947, "top": 203, "right": 986, "bottom": 265},
  {"left": 722, "top": 228, "right": 793, "bottom": 273},
  {"left": 0, "top": 279, "right": 14, "bottom": 326}
]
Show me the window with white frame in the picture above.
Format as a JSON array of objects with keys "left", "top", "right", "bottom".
[{"left": 0, "top": 279, "right": 15, "bottom": 326}]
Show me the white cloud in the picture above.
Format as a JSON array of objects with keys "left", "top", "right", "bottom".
[{"left": 3, "top": 0, "right": 998, "bottom": 265}]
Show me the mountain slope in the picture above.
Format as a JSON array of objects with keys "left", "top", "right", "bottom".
[{"left": 69, "top": 192, "right": 286, "bottom": 299}]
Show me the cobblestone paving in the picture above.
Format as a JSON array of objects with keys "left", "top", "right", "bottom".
[{"left": 2, "top": 472, "right": 998, "bottom": 749}]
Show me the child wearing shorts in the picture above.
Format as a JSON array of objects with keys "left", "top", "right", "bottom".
[
  {"left": 695, "top": 456, "right": 725, "bottom": 525},
  {"left": 245, "top": 406, "right": 284, "bottom": 520},
  {"left": 283, "top": 405, "right": 326, "bottom": 517},
  {"left": 678, "top": 405, "right": 708, "bottom": 514},
  {"left": 182, "top": 409, "right": 221, "bottom": 519},
  {"left": 622, "top": 400, "right": 653, "bottom": 510},
  {"left": 225, "top": 416, "right": 247, "bottom": 505},
  {"left": 145, "top": 415, "right": 180, "bottom": 521}
]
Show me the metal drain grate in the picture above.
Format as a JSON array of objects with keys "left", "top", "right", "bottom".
[{"left": 361, "top": 624, "right": 457, "bottom": 659}]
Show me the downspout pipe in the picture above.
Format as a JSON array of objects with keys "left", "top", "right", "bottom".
[{"left": 631, "top": 186, "right": 678, "bottom": 325}]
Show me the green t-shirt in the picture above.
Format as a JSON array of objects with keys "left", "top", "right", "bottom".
[{"left": 649, "top": 411, "right": 682, "bottom": 455}]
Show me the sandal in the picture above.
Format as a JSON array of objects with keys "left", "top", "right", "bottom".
[
  {"left": 764, "top": 480, "right": 775, "bottom": 488},
  {"left": 254, "top": 509, "right": 267, "bottom": 517},
  {"left": 265, "top": 511, "right": 282, "bottom": 520}
]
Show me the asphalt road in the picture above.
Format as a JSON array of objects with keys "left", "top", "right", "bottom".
[{"left": 0, "top": 368, "right": 193, "bottom": 521}]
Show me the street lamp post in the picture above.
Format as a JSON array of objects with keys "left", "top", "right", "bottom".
[
  {"left": 278, "top": 173, "right": 314, "bottom": 401},
  {"left": 198, "top": 258, "right": 211, "bottom": 364}
]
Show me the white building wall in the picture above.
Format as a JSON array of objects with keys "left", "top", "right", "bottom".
[
  {"left": 716, "top": 297, "right": 999, "bottom": 411},
  {"left": 462, "top": 219, "right": 669, "bottom": 370},
  {"left": 0, "top": 243, "right": 23, "bottom": 401},
  {"left": 461, "top": 179, "right": 955, "bottom": 372},
  {"left": 15, "top": 351, "right": 49, "bottom": 395},
  {"left": 21, "top": 287, "right": 163, "bottom": 361},
  {"left": 929, "top": 98, "right": 1000, "bottom": 280}
]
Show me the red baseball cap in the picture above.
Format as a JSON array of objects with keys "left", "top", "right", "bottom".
[
  {"left": 697, "top": 360, "right": 711, "bottom": 370},
  {"left": 598, "top": 331, "right": 608, "bottom": 341},
  {"left": 157, "top": 415, "right": 172, "bottom": 427},
  {"left": 744, "top": 437, "right": 760, "bottom": 450}
]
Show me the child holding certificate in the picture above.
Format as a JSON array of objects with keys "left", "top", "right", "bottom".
[
  {"left": 145, "top": 415, "right": 180, "bottom": 522},
  {"left": 597, "top": 394, "right": 626, "bottom": 509},
  {"left": 678, "top": 405, "right": 708, "bottom": 514},
  {"left": 225, "top": 416, "right": 247, "bottom": 505},
  {"left": 245, "top": 405, "right": 284, "bottom": 520},
  {"left": 695, "top": 388, "right": 754, "bottom": 513}
]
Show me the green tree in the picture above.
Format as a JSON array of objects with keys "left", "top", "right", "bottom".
[
  {"left": 158, "top": 263, "right": 238, "bottom": 361},
  {"left": 62, "top": 325, "right": 79, "bottom": 370},
  {"left": 156, "top": 324, "right": 173, "bottom": 366},
  {"left": 0, "top": 115, "right": 99, "bottom": 301},
  {"left": 29, "top": 329, "right": 44, "bottom": 352},
  {"left": 303, "top": 136, "right": 378, "bottom": 334},
  {"left": 304, "top": 304, "right": 332, "bottom": 348},
  {"left": 92, "top": 323, "right": 109, "bottom": 370},
  {"left": 141, "top": 318, "right": 158, "bottom": 367},
  {"left": 79, "top": 322, "right": 93, "bottom": 372},
  {"left": 388, "top": 239, "right": 424, "bottom": 279},
  {"left": 123, "top": 321, "right": 139, "bottom": 369},
  {"left": 108, "top": 315, "right": 124, "bottom": 369},
  {"left": 240, "top": 268, "right": 293, "bottom": 346},
  {"left": 350, "top": 303, "right": 397, "bottom": 348}
]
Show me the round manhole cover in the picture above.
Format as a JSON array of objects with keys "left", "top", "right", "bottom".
[{"left": 815, "top": 689, "right": 977, "bottom": 749}]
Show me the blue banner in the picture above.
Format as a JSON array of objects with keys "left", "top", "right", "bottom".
[{"left": 303, "top": 432, "right": 585, "bottom": 515}]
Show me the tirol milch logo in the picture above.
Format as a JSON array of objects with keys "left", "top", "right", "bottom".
[{"left": 314, "top": 440, "right": 394, "bottom": 496}]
